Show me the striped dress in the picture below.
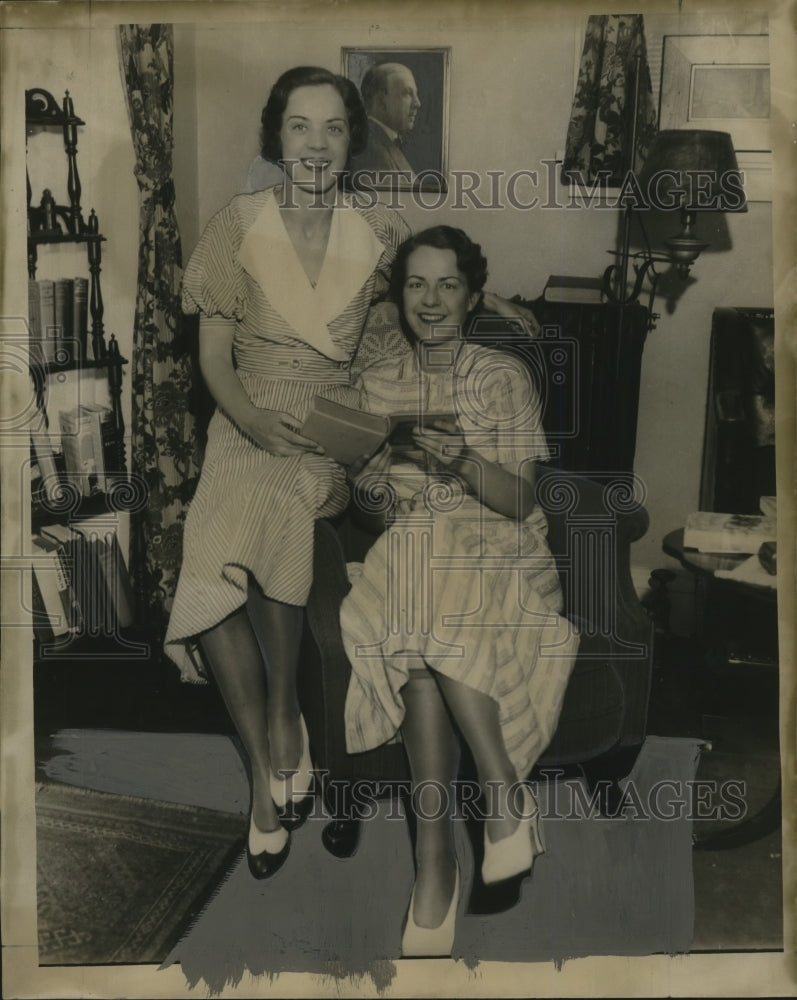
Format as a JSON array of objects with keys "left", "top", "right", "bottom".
[
  {"left": 341, "top": 345, "right": 581, "bottom": 780},
  {"left": 165, "top": 187, "right": 409, "bottom": 681}
]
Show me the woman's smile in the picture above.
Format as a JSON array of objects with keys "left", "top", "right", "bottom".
[
  {"left": 402, "top": 245, "right": 479, "bottom": 343},
  {"left": 280, "top": 84, "right": 350, "bottom": 195}
]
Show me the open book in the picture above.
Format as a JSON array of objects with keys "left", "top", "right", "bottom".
[{"left": 300, "top": 396, "right": 454, "bottom": 466}]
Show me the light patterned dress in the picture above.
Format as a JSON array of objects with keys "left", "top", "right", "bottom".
[
  {"left": 342, "top": 344, "right": 580, "bottom": 779},
  {"left": 165, "top": 187, "right": 409, "bottom": 681}
]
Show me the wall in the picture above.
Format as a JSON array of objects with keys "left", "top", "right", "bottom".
[
  {"left": 4, "top": 28, "right": 139, "bottom": 556},
  {"left": 172, "top": 8, "right": 774, "bottom": 632}
]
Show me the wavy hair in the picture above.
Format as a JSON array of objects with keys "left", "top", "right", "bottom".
[{"left": 260, "top": 65, "right": 368, "bottom": 163}]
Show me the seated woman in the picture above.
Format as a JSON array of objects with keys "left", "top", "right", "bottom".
[{"left": 340, "top": 226, "right": 580, "bottom": 957}]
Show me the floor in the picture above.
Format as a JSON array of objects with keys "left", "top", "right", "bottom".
[
  {"left": 645, "top": 632, "right": 782, "bottom": 952},
  {"left": 33, "top": 624, "right": 784, "bottom": 955}
]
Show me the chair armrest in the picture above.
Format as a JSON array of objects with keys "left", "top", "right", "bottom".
[
  {"left": 301, "top": 519, "right": 409, "bottom": 784},
  {"left": 535, "top": 464, "right": 654, "bottom": 750}
]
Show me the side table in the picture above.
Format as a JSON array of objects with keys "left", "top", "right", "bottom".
[{"left": 662, "top": 528, "right": 780, "bottom": 850}]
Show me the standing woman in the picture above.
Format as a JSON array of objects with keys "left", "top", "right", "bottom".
[{"left": 164, "top": 67, "right": 409, "bottom": 878}]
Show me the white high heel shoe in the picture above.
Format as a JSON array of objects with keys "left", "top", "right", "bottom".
[
  {"left": 246, "top": 816, "right": 290, "bottom": 880},
  {"left": 481, "top": 785, "right": 544, "bottom": 885},
  {"left": 401, "top": 864, "right": 460, "bottom": 958},
  {"left": 270, "top": 714, "right": 314, "bottom": 809}
]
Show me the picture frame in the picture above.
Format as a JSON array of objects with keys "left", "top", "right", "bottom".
[
  {"left": 659, "top": 34, "right": 771, "bottom": 201},
  {"left": 341, "top": 46, "right": 450, "bottom": 192}
]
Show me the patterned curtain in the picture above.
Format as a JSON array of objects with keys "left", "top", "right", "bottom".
[
  {"left": 562, "top": 13, "right": 658, "bottom": 186},
  {"left": 118, "top": 24, "right": 201, "bottom": 637}
]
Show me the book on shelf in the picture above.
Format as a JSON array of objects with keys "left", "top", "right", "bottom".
[
  {"left": 59, "top": 405, "right": 105, "bottom": 497},
  {"left": 79, "top": 403, "right": 113, "bottom": 489},
  {"left": 683, "top": 510, "right": 777, "bottom": 554},
  {"left": 30, "top": 432, "right": 61, "bottom": 503},
  {"left": 31, "top": 571, "right": 59, "bottom": 644},
  {"left": 54, "top": 278, "right": 74, "bottom": 351},
  {"left": 28, "top": 277, "right": 88, "bottom": 362},
  {"left": 40, "top": 521, "right": 135, "bottom": 635},
  {"left": 28, "top": 279, "right": 43, "bottom": 361},
  {"left": 31, "top": 532, "right": 81, "bottom": 635},
  {"left": 543, "top": 274, "right": 605, "bottom": 305},
  {"left": 300, "top": 396, "right": 454, "bottom": 467},
  {"left": 35, "top": 278, "right": 58, "bottom": 363},
  {"left": 70, "top": 521, "right": 135, "bottom": 631},
  {"left": 73, "top": 277, "right": 88, "bottom": 358}
]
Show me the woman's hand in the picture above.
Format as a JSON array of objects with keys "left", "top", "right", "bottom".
[
  {"left": 412, "top": 418, "right": 467, "bottom": 467},
  {"left": 349, "top": 443, "right": 392, "bottom": 481},
  {"left": 244, "top": 408, "right": 325, "bottom": 455},
  {"left": 482, "top": 292, "right": 541, "bottom": 338}
]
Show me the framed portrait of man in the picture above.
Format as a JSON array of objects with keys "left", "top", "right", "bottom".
[{"left": 342, "top": 46, "right": 450, "bottom": 193}]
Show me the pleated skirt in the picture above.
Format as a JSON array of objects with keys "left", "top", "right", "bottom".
[
  {"left": 341, "top": 500, "right": 581, "bottom": 779},
  {"left": 165, "top": 371, "right": 358, "bottom": 669}
]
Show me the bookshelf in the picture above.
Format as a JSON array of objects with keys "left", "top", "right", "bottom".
[{"left": 27, "top": 86, "right": 142, "bottom": 656}]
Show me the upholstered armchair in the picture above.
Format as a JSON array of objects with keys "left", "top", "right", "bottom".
[{"left": 298, "top": 463, "right": 654, "bottom": 864}]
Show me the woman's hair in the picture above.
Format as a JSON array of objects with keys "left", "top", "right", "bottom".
[
  {"left": 260, "top": 66, "right": 368, "bottom": 163},
  {"left": 390, "top": 226, "right": 489, "bottom": 341},
  {"left": 390, "top": 226, "right": 488, "bottom": 298}
]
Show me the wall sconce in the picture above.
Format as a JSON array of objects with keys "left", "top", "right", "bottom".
[{"left": 604, "top": 129, "right": 747, "bottom": 308}]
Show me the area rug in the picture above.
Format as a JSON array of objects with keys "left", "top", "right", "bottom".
[
  {"left": 164, "top": 736, "right": 702, "bottom": 992},
  {"left": 40, "top": 730, "right": 703, "bottom": 989},
  {"left": 35, "top": 781, "right": 246, "bottom": 965}
]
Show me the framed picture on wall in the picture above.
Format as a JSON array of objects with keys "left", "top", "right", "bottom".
[
  {"left": 659, "top": 34, "right": 771, "bottom": 201},
  {"left": 341, "top": 47, "right": 450, "bottom": 192}
]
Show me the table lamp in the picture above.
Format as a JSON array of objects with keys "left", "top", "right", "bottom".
[{"left": 605, "top": 129, "right": 747, "bottom": 306}]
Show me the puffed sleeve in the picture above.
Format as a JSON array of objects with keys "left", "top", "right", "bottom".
[
  {"left": 456, "top": 349, "right": 550, "bottom": 467},
  {"left": 182, "top": 203, "right": 247, "bottom": 321},
  {"left": 363, "top": 202, "right": 411, "bottom": 301}
]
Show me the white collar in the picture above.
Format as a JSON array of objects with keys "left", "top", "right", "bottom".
[{"left": 238, "top": 190, "right": 385, "bottom": 360}]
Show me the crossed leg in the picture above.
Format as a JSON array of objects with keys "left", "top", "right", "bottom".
[
  {"left": 399, "top": 657, "right": 523, "bottom": 927},
  {"left": 199, "top": 583, "right": 305, "bottom": 835}
]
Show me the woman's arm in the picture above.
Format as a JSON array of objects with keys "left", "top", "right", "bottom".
[
  {"left": 455, "top": 448, "right": 536, "bottom": 520},
  {"left": 413, "top": 423, "right": 536, "bottom": 521},
  {"left": 199, "top": 316, "right": 323, "bottom": 455},
  {"left": 481, "top": 292, "right": 541, "bottom": 338}
]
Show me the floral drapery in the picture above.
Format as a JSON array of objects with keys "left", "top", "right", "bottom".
[
  {"left": 118, "top": 24, "right": 200, "bottom": 637},
  {"left": 562, "top": 13, "right": 658, "bottom": 186}
]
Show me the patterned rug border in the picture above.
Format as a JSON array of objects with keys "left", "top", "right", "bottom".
[{"left": 36, "top": 779, "right": 246, "bottom": 966}]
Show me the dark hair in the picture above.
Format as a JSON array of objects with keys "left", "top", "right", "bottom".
[
  {"left": 390, "top": 226, "right": 488, "bottom": 341},
  {"left": 390, "top": 226, "right": 488, "bottom": 299},
  {"left": 260, "top": 66, "right": 368, "bottom": 163}
]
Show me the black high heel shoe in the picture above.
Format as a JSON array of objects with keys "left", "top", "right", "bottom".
[
  {"left": 246, "top": 816, "right": 290, "bottom": 880},
  {"left": 278, "top": 793, "right": 315, "bottom": 832}
]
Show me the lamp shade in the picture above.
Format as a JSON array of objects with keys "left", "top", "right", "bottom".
[{"left": 637, "top": 130, "right": 747, "bottom": 212}]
